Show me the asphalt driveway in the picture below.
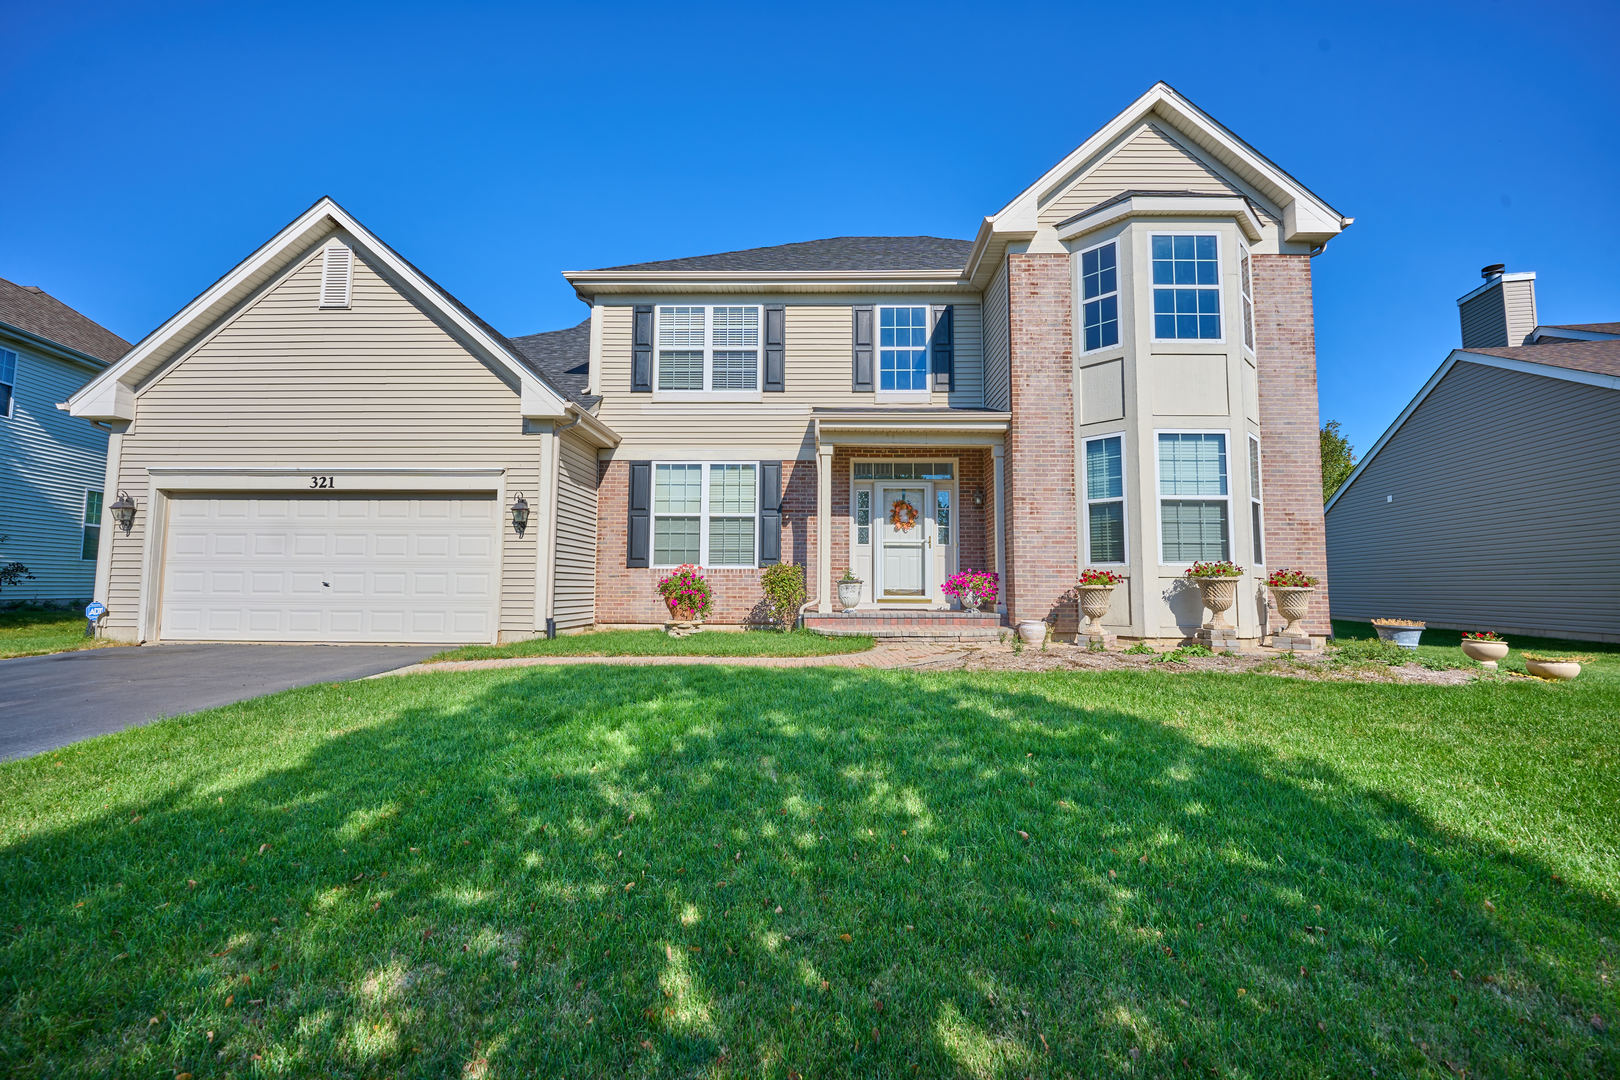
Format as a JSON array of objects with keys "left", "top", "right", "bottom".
[{"left": 0, "top": 644, "right": 441, "bottom": 761}]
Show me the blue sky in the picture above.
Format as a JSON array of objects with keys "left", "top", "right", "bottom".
[{"left": 4, "top": 0, "right": 1616, "bottom": 453}]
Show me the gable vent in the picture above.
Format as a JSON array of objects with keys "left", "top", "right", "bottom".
[{"left": 319, "top": 244, "right": 353, "bottom": 308}]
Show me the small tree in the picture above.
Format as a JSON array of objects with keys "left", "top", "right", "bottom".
[
  {"left": 1320, "top": 420, "right": 1356, "bottom": 503},
  {"left": 759, "top": 563, "right": 807, "bottom": 631},
  {"left": 0, "top": 535, "right": 33, "bottom": 596}
]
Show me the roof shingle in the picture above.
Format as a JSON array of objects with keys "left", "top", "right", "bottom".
[
  {"left": 510, "top": 319, "right": 595, "bottom": 407},
  {"left": 1465, "top": 340, "right": 1620, "bottom": 379},
  {"left": 0, "top": 277, "right": 130, "bottom": 364},
  {"left": 590, "top": 236, "right": 973, "bottom": 274}
]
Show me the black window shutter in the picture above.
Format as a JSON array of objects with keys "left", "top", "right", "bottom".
[
  {"left": 632, "top": 305, "right": 654, "bottom": 393},
  {"left": 764, "top": 305, "right": 785, "bottom": 392},
  {"left": 758, "top": 461, "right": 782, "bottom": 565},
  {"left": 931, "top": 305, "right": 954, "bottom": 392},
  {"left": 627, "top": 460, "right": 652, "bottom": 567},
  {"left": 851, "top": 306, "right": 874, "bottom": 392}
]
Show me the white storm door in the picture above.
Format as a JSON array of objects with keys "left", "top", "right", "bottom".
[
  {"left": 874, "top": 482, "right": 931, "bottom": 599},
  {"left": 159, "top": 493, "right": 499, "bottom": 643}
]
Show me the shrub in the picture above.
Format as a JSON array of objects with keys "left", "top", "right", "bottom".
[
  {"left": 1123, "top": 642, "right": 1156, "bottom": 656},
  {"left": 0, "top": 535, "right": 32, "bottom": 596},
  {"left": 1156, "top": 643, "right": 1216, "bottom": 664},
  {"left": 1329, "top": 639, "right": 1408, "bottom": 667},
  {"left": 759, "top": 563, "right": 807, "bottom": 631},
  {"left": 656, "top": 565, "right": 712, "bottom": 622}
]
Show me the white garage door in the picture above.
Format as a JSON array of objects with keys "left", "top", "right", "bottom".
[{"left": 160, "top": 494, "right": 500, "bottom": 643}]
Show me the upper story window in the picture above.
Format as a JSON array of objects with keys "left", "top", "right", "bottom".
[
  {"left": 1151, "top": 234, "right": 1222, "bottom": 341},
  {"left": 1239, "top": 249, "right": 1255, "bottom": 351},
  {"left": 656, "top": 305, "right": 761, "bottom": 392},
  {"left": 1157, "top": 431, "right": 1230, "bottom": 563},
  {"left": 1080, "top": 241, "right": 1119, "bottom": 352},
  {"left": 0, "top": 348, "right": 15, "bottom": 417},
  {"left": 878, "top": 306, "right": 929, "bottom": 392}
]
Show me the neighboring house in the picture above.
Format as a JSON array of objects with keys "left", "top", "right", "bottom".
[
  {"left": 67, "top": 82, "right": 1348, "bottom": 646},
  {"left": 0, "top": 277, "right": 130, "bottom": 603},
  {"left": 1326, "top": 266, "right": 1620, "bottom": 642}
]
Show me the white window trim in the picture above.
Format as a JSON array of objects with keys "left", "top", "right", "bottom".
[
  {"left": 1239, "top": 247, "right": 1255, "bottom": 355},
  {"left": 0, "top": 346, "right": 16, "bottom": 419},
  {"left": 1152, "top": 428, "right": 1234, "bottom": 566},
  {"left": 1248, "top": 434, "right": 1265, "bottom": 566},
  {"left": 653, "top": 304, "right": 764, "bottom": 402},
  {"left": 873, "top": 304, "right": 933, "bottom": 402},
  {"left": 1148, "top": 231, "right": 1226, "bottom": 345},
  {"left": 1081, "top": 432, "right": 1128, "bottom": 566},
  {"left": 82, "top": 487, "right": 103, "bottom": 561},
  {"left": 650, "top": 460, "right": 760, "bottom": 569},
  {"left": 847, "top": 456, "right": 959, "bottom": 569},
  {"left": 1078, "top": 239, "right": 1121, "bottom": 355}
]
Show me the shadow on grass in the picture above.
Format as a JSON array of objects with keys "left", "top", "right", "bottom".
[{"left": 1, "top": 666, "right": 1615, "bottom": 1078}]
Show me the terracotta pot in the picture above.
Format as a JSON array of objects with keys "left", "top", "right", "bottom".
[
  {"left": 1076, "top": 584, "right": 1115, "bottom": 634},
  {"left": 1268, "top": 585, "right": 1314, "bottom": 636},
  {"left": 1460, "top": 639, "right": 1509, "bottom": 669},
  {"left": 836, "top": 580, "right": 863, "bottom": 611},
  {"left": 1525, "top": 658, "right": 1581, "bottom": 681},
  {"left": 1194, "top": 577, "right": 1238, "bottom": 629},
  {"left": 1017, "top": 620, "right": 1046, "bottom": 646}
]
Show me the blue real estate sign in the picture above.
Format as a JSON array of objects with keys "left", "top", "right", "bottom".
[{"left": 85, "top": 601, "right": 106, "bottom": 621}]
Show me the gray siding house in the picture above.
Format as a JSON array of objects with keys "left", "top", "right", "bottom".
[
  {"left": 0, "top": 278, "right": 130, "bottom": 603},
  {"left": 1326, "top": 267, "right": 1620, "bottom": 642}
]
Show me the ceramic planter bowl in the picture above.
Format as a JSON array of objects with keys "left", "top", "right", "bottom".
[
  {"left": 1526, "top": 658, "right": 1581, "bottom": 681},
  {"left": 1194, "top": 577, "right": 1238, "bottom": 629},
  {"left": 1268, "top": 585, "right": 1314, "bottom": 636},
  {"left": 1460, "top": 639, "right": 1510, "bottom": 668},
  {"left": 1076, "top": 584, "right": 1115, "bottom": 634},
  {"left": 1017, "top": 620, "right": 1046, "bottom": 646},
  {"left": 836, "top": 580, "right": 863, "bottom": 611},
  {"left": 1374, "top": 623, "right": 1424, "bottom": 650}
]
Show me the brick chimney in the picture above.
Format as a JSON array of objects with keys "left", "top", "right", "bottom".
[{"left": 1458, "top": 263, "right": 1537, "bottom": 348}]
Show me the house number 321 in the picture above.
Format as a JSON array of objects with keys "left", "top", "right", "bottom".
[{"left": 309, "top": 475, "right": 335, "bottom": 489}]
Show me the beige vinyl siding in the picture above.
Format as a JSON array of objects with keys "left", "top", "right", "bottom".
[
  {"left": 594, "top": 299, "right": 985, "bottom": 456},
  {"left": 106, "top": 247, "right": 543, "bottom": 638},
  {"left": 981, "top": 256, "right": 1011, "bottom": 411},
  {"left": 553, "top": 430, "right": 598, "bottom": 630},
  {"left": 1459, "top": 286, "right": 1508, "bottom": 348},
  {"left": 1502, "top": 278, "right": 1538, "bottom": 347},
  {"left": 1039, "top": 123, "right": 1281, "bottom": 227},
  {"left": 0, "top": 340, "right": 107, "bottom": 601},
  {"left": 1326, "top": 360, "right": 1620, "bottom": 640}
]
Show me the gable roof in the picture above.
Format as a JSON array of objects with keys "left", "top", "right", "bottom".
[
  {"left": 1545, "top": 322, "right": 1620, "bottom": 336},
  {"left": 510, "top": 319, "right": 596, "bottom": 407},
  {"left": 66, "top": 197, "right": 593, "bottom": 429},
  {"left": 1325, "top": 345, "right": 1620, "bottom": 514},
  {"left": 0, "top": 276, "right": 130, "bottom": 366},
  {"left": 591, "top": 236, "right": 974, "bottom": 274}
]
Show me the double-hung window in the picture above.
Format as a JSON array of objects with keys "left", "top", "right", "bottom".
[
  {"left": 1248, "top": 436, "right": 1264, "bottom": 565},
  {"left": 1151, "top": 234, "right": 1222, "bottom": 340},
  {"left": 652, "top": 462, "right": 758, "bottom": 567},
  {"left": 656, "top": 305, "right": 761, "bottom": 392},
  {"left": 1080, "top": 241, "right": 1119, "bottom": 352},
  {"left": 1157, "top": 432, "right": 1230, "bottom": 562},
  {"left": 82, "top": 490, "right": 103, "bottom": 561},
  {"left": 877, "top": 306, "right": 929, "bottom": 393},
  {"left": 1239, "top": 248, "right": 1255, "bottom": 352},
  {"left": 0, "top": 348, "right": 16, "bottom": 417},
  {"left": 1083, "top": 435, "right": 1126, "bottom": 564}
]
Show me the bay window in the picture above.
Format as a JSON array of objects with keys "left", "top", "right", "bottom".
[
  {"left": 1157, "top": 431, "right": 1230, "bottom": 562},
  {"left": 1083, "top": 435, "right": 1126, "bottom": 564},
  {"left": 656, "top": 305, "right": 761, "bottom": 392},
  {"left": 652, "top": 462, "right": 758, "bottom": 567},
  {"left": 1151, "top": 234, "right": 1222, "bottom": 341},
  {"left": 1080, "top": 241, "right": 1119, "bottom": 352},
  {"left": 1249, "top": 435, "right": 1265, "bottom": 565}
]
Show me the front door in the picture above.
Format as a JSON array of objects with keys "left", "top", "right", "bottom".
[{"left": 875, "top": 482, "right": 931, "bottom": 600}]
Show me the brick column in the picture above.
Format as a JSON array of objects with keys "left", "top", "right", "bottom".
[
  {"left": 1253, "top": 254, "right": 1331, "bottom": 635},
  {"left": 1004, "top": 253, "right": 1079, "bottom": 624}
]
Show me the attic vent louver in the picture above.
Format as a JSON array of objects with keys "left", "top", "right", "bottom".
[{"left": 320, "top": 244, "right": 353, "bottom": 308}]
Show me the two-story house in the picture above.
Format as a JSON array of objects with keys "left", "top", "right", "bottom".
[
  {"left": 67, "top": 83, "right": 1346, "bottom": 646},
  {"left": 1, "top": 277, "right": 130, "bottom": 604}
]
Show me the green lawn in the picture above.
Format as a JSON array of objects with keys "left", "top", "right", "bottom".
[
  {"left": 428, "top": 628, "right": 873, "bottom": 663},
  {"left": 2, "top": 656, "right": 1617, "bottom": 1076},
  {"left": 0, "top": 605, "right": 126, "bottom": 659}
]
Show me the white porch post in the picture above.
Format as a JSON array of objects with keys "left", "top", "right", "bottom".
[
  {"left": 992, "top": 443, "right": 1007, "bottom": 615},
  {"left": 816, "top": 442, "right": 834, "bottom": 613}
]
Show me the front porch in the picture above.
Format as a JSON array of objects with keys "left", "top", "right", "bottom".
[{"left": 810, "top": 409, "right": 1009, "bottom": 619}]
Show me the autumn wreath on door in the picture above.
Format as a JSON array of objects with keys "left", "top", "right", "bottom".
[{"left": 889, "top": 498, "right": 919, "bottom": 533}]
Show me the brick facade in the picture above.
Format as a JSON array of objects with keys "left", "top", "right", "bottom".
[
  {"left": 1253, "top": 254, "right": 1331, "bottom": 635},
  {"left": 1004, "top": 253, "right": 1079, "bottom": 624}
]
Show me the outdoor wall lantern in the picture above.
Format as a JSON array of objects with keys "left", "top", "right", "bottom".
[
  {"left": 510, "top": 493, "right": 530, "bottom": 537},
  {"left": 971, "top": 485, "right": 985, "bottom": 508},
  {"left": 110, "top": 490, "right": 137, "bottom": 533}
]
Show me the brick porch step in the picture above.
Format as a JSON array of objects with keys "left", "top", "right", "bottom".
[{"left": 804, "top": 610, "right": 1006, "bottom": 640}]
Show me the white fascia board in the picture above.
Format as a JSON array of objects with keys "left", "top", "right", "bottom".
[
  {"left": 1055, "top": 194, "right": 1263, "bottom": 243},
  {"left": 563, "top": 269, "right": 967, "bottom": 299},
  {"left": 1324, "top": 349, "right": 1619, "bottom": 514},
  {"left": 67, "top": 196, "right": 572, "bottom": 422},
  {"left": 1455, "top": 271, "right": 1536, "bottom": 306},
  {"left": 1530, "top": 325, "right": 1620, "bottom": 342}
]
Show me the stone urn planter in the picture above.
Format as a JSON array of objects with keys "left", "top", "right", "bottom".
[
  {"left": 836, "top": 577, "right": 864, "bottom": 611},
  {"left": 1460, "top": 637, "right": 1510, "bottom": 669},
  {"left": 1373, "top": 619, "right": 1425, "bottom": 650},
  {"left": 1268, "top": 586, "right": 1315, "bottom": 637},
  {"left": 1017, "top": 620, "right": 1047, "bottom": 646},
  {"left": 1525, "top": 656, "right": 1582, "bottom": 681},
  {"left": 1195, "top": 578, "right": 1238, "bottom": 629},
  {"left": 1076, "top": 584, "right": 1115, "bottom": 635}
]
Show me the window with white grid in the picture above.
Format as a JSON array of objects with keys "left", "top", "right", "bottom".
[
  {"left": 1151, "top": 234, "right": 1222, "bottom": 340},
  {"left": 652, "top": 463, "right": 758, "bottom": 568},
  {"left": 656, "top": 305, "right": 761, "bottom": 392},
  {"left": 1240, "top": 249, "right": 1255, "bottom": 352},
  {"left": 1157, "top": 432, "right": 1230, "bottom": 562},
  {"left": 878, "top": 306, "right": 929, "bottom": 392},
  {"left": 0, "top": 348, "right": 15, "bottom": 417}
]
